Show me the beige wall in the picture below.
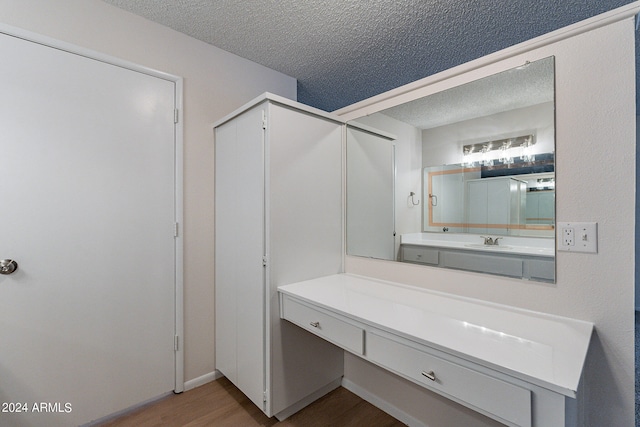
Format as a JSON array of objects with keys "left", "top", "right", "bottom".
[
  {"left": 339, "top": 12, "right": 636, "bottom": 427},
  {"left": 0, "top": 0, "right": 296, "bottom": 383}
]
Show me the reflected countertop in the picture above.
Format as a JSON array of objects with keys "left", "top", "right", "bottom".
[{"left": 401, "top": 232, "right": 555, "bottom": 257}]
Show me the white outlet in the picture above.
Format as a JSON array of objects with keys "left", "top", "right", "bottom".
[
  {"left": 562, "top": 227, "right": 574, "bottom": 246},
  {"left": 557, "top": 222, "right": 598, "bottom": 253}
]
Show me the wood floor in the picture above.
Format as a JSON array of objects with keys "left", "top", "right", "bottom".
[{"left": 99, "top": 377, "right": 406, "bottom": 427}]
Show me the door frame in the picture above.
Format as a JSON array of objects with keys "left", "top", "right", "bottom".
[{"left": 0, "top": 23, "right": 185, "bottom": 393}]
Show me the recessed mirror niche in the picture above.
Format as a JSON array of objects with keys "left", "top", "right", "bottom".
[{"left": 346, "top": 56, "right": 555, "bottom": 282}]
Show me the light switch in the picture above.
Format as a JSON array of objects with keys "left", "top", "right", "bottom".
[{"left": 557, "top": 222, "right": 597, "bottom": 253}]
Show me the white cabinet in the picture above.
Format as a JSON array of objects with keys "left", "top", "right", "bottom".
[
  {"left": 466, "top": 176, "right": 526, "bottom": 235},
  {"left": 366, "top": 331, "right": 532, "bottom": 427},
  {"left": 281, "top": 295, "right": 365, "bottom": 355},
  {"left": 214, "top": 93, "right": 344, "bottom": 419},
  {"left": 526, "top": 190, "right": 555, "bottom": 225},
  {"left": 400, "top": 244, "right": 555, "bottom": 282},
  {"left": 279, "top": 274, "right": 593, "bottom": 427}
]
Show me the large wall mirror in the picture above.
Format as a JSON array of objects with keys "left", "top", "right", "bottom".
[{"left": 346, "top": 56, "right": 556, "bottom": 282}]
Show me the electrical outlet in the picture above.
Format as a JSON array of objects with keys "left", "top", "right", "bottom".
[
  {"left": 557, "top": 222, "right": 598, "bottom": 253},
  {"left": 562, "top": 227, "right": 574, "bottom": 246}
]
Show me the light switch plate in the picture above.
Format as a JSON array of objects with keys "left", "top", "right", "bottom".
[{"left": 557, "top": 222, "right": 597, "bottom": 253}]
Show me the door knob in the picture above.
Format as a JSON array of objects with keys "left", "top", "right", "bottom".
[{"left": 0, "top": 259, "right": 18, "bottom": 275}]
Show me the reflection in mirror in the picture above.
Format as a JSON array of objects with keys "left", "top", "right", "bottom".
[
  {"left": 346, "top": 124, "right": 396, "bottom": 260},
  {"left": 346, "top": 56, "right": 555, "bottom": 282}
]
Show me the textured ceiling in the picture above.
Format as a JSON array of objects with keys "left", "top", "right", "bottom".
[
  {"left": 101, "top": 0, "right": 636, "bottom": 112},
  {"left": 381, "top": 56, "right": 554, "bottom": 130}
]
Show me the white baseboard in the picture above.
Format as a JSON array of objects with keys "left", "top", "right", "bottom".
[
  {"left": 83, "top": 371, "right": 221, "bottom": 425},
  {"left": 183, "top": 370, "right": 222, "bottom": 391},
  {"left": 342, "top": 378, "right": 427, "bottom": 427},
  {"left": 81, "top": 391, "right": 173, "bottom": 426}
]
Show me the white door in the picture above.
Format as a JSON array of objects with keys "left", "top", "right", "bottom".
[{"left": 0, "top": 32, "right": 178, "bottom": 427}]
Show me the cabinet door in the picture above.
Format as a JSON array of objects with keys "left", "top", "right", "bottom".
[
  {"left": 466, "top": 180, "right": 488, "bottom": 233},
  {"left": 214, "top": 119, "right": 238, "bottom": 385},
  {"left": 526, "top": 190, "right": 540, "bottom": 224},
  {"left": 526, "top": 191, "right": 555, "bottom": 225},
  {"left": 538, "top": 192, "right": 555, "bottom": 224},
  {"left": 487, "top": 178, "right": 510, "bottom": 226},
  {"left": 214, "top": 105, "right": 266, "bottom": 411}
]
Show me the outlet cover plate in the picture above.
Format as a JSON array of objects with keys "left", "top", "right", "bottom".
[{"left": 557, "top": 222, "right": 598, "bottom": 253}]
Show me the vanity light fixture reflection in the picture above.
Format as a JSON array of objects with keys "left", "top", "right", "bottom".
[{"left": 463, "top": 134, "right": 535, "bottom": 166}]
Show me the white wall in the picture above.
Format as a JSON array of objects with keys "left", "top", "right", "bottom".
[
  {"left": 0, "top": 0, "right": 297, "bottom": 385},
  {"left": 338, "top": 11, "right": 636, "bottom": 427}
]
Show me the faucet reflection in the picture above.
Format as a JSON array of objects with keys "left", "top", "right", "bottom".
[{"left": 481, "top": 236, "right": 503, "bottom": 246}]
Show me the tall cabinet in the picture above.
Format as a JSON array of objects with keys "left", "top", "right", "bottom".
[{"left": 214, "top": 93, "right": 344, "bottom": 419}]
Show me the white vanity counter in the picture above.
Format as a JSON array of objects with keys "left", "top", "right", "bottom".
[
  {"left": 279, "top": 273, "right": 593, "bottom": 427},
  {"left": 401, "top": 233, "right": 554, "bottom": 258}
]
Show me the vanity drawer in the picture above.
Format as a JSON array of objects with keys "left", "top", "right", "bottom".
[
  {"left": 367, "top": 331, "right": 531, "bottom": 427},
  {"left": 401, "top": 245, "right": 439, "bottom": 265},
  {"left": 281, "top": 295, "right": 364, "bottom": 355}
]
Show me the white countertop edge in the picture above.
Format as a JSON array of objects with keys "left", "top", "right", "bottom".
[{"left": 278, "top": 273, "right": 593, "bottom": 397}]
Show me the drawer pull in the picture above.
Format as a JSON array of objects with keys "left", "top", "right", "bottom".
[
  {"left": 421, "top": 370, "right": 436, "bottom": 381},
  {"left": 309, "top": 321, "right": 320, "bottom": 328}
]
